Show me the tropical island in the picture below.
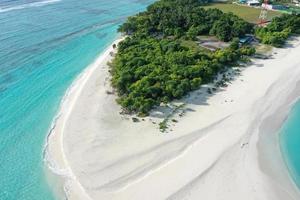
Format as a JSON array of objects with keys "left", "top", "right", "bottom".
[
  {"left": 47, "top": 0, "right": 300, "bottom": 200},
  {"left": 111, "top": 0, "right": 300, "bottom": 115}
]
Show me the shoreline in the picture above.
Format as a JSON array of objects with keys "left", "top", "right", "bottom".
[
  {"left": 45, "top": 36, "right": 124, "bottom": 200},
  {"left": 279, "top": 99, "right": 300, "bottom": 190},
  {"left": 46, "top": 36, "right": 300, "bottom": 200}
]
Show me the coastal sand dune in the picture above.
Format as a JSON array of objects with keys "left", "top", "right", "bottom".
[{"left": 47, "top": 37, "right": 300, "bottom": 200}]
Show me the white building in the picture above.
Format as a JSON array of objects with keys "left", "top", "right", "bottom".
[{"left": 247, "top": 0, "right": 260, "bottom": 6}]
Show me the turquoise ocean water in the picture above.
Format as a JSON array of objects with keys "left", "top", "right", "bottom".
[
  {"left": 0, "top": 0, "right": 153, "bottom": 199},
  {"left": 281, "top": 100, "right": 300, "bottom": 188}
]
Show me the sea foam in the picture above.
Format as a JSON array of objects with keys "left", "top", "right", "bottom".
[{"left": 0, "top": 0, "right": 61, "bottom": 13}]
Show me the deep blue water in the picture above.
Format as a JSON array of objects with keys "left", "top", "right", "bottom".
[
  {"left": 280, "top": 100, "right": 300, "bottom": 188},
  {"left": 0, "top": 0, "right": 153, "bottom": 199}
]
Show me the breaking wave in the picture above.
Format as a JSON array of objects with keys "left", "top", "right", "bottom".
[{"left": 0, "top": 0, "right": 61, "bottom": 13}]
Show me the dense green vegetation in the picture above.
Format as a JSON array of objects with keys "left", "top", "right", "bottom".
[
  {"left": 111, "top": 0, "right": 300, "bottom": 114},
  {"left": 118, "top": 0, "right": 253, "bottom": 42},
  {"left": 111, "top": 36, "right": 254, "bottom": 114},
  {"left": 111, "top": 0, "right": 256, "bottom": 114},
  {"left": 255, "top": 14, "right": 300, "bottom": 47}
]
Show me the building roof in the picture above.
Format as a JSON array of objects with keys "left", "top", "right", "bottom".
[{"left": 247, "top": 0, "right": 260, "bottom": 4}]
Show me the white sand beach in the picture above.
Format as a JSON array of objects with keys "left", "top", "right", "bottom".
[{"left": 46, "top": 36, "right": 300, "bottom": 200}]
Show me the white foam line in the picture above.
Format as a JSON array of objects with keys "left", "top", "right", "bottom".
[
  {"left": 43, "top": 36, "right": 124, "bottom": 200},
  {"left": 0, "top": 0, "right": 61, "bottom": 13}
]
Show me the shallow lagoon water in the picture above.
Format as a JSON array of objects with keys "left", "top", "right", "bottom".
[
  {"left": 281, "top": 100, "right": 300, "bottom": 188},
  {"left": 0, "top": 0, "right": 153, "bottom": 199}
]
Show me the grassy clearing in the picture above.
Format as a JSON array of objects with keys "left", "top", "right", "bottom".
[
  {"left": 203, "top": 3, "right": 282, "bottom": 23},
  {"left": 255, "top": 43, "right": 273, "bottom": 54},
  {"left": 180, "top": 40, "right": 201, "bottom": 51},
  {"left": 180, "top": 39, "right": 211, "bottom": 53}
]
